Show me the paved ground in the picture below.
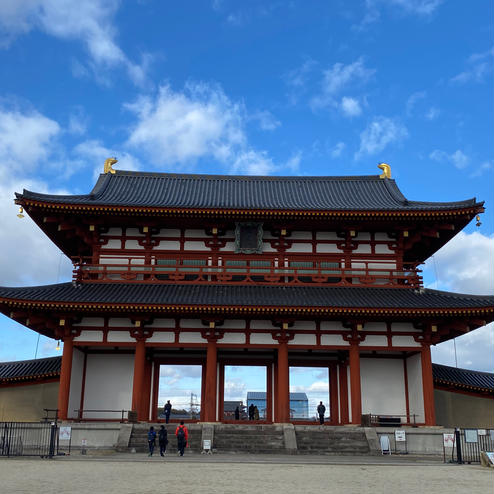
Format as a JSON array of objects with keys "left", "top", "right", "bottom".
[{"left": 1, "top": 453, "right": 492, "bottom": 494}]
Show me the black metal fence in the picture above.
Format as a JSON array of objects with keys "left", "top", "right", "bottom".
[
  {"left": 454, "top": 428, "right": 494, "bottom": 464},
  {"left": 0, "top": 422, "right": 58, "bottom": 458}
]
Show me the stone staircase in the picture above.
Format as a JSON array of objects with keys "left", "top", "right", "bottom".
[
  {"left": 127, "top": 423, "right": 374, "bottom": 455},
  {"left": 212, "top": 424, "right": 285, "bottom": 454},
  {"left": 295, "top": 425, "right": 370, "bottom": 455},
  {"left": 128, "top": 423, "right": 203, "bottom": 453}
]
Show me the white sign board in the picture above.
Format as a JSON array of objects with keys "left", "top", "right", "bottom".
[
  {"left": 478, "top": 429, "right": 487, "bottom": 436},
  {"left": 203, "top": 440, "right": 211, "bottom": 450},
  {"left": 443, "top": 433, "right": 455, "bottom": 447},
  {"left": 81, "top": 439, "right": 87, "bottom": 446},
  {"left": 395, "top": 430, "right": 406, "bottom": 442},
  {"left": 465, "top": 429, "right": 478, "bottom": 443},
  {"left": 59, "top": 426, "right": 72, "bottom": 440}
]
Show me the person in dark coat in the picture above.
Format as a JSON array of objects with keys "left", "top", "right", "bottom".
[
  {"left": 175, "top": 421, "right": 189, "bottom": 457},
  {"left": 234, "top": 406, "right": 240, "bottom": 420},
  {"left": 158, "top": 425, "right": 168, "bottom": 456},
  {"left": 317, "top": 401, "right": 326, "bottom": 425},
  {"left": 248, "top": 403, "right": 255, "bottom": 420},
  {"left": 164, "top": 400, "right": 172, "bottom": 424},
  {"left": 147, "top": 426, "right": 156, "bottom": 456}
]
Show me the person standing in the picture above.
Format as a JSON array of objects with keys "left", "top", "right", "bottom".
[
  {"left": 248, "top": 403, "right": 255, "bottom": 420},
  {"left": 253, "top": 406, "right": 260, "bottom": 421},
  {"left": 317, "top": 401, "right": 326, "bottom": 425},
  {"left": 164, "top": 400, "right": 172, "bottom": 424},
  {"left": 147, "top": 426, "right": 157, "bottom": 456},
  {"left": 234, "top": 406, "right": 240, "bottom": 421},
  {"left": 158, "top": 425, "right": 168, "bottom": 457},
  {"left": 175, "top": 421, "right": 189, "bottom": 457}
]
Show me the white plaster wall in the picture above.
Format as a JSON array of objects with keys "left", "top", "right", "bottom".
[
  {"left": 83, "top": 354, "right": 134, "bottom": 419},
  {"left": 218, "top": 242, "right": 236, "bottom": 251},
  {"left": 147, "top": 332, "right": 175, "bottom": 343},
  {"left": 185, "top": 229, "right": 207, "bottom": 237},
  {"left": 184, "top": 241, "right": 208, "bottom": 250},
  {"left": 74, "top": 331, "right": 103, "bottom": 342},
  {"left": 292, "top": 321, "right": 316, "bottom": 330},
  {"left": 406, "top": 353, "right": 425, "bottom": 423},
  {"left": 374, "top": 233, "right": 390, "bottom": 240},
  {"left": 360, "top": 358, "right": 406, "bottom": 417},
  {"left": 67, "top": 348, "right": 85, "bottom": 419},
  {"left": 108, "top": 318, "right": 133, "bottom": 327},
  {"left": 354, "top": 245, "right": 371, "bottom": 253},
  {"left": 392, "top": 323, "right": 421, "bottom": 333},
  {"left": 124, "top": 240, "right": 144, "bottom": 250},
  {"left": 180, "top": 319, "right": 204, "bottom": 328},
  {"left": 100, "top": 239, "right": 121, "bottom": 249},
  {"left": 321, "top": 335, "right": 348, "bottom": 346},
  {"left": 102, "top": 227, "right": 122, "bottom": 236},
  {"left": 392, "top": 336, "right": 421, "bottom": 347},
  {"left": 320, "top": 321, "right": 346, "bottom": 331},
  {"left": 158, "top": 229, "right": 181, "bottom": 237},
  {"left": 360, "top": 335, "right": 388, "bottom": 346},
  {"left": 355, "top": 232, "right": 371, "bottom": 240},
  {"left": 374, "top": 244, "right": 394, "bottom": 254},
  {"left": 179, "top": 332, "right": 206, "bottom": 343},
  {"left": 250, "top": 320, "right": 272, "bottom": 330},
  {"left": 289, "top": 334, "right": 316, "bottom": 345},
  {"left": 220, "top": 333, "right": 246, "bottom": 344},
  {"left": 290, "top": 231, "right": 312, "bottom": 239},
  {"left": 364, "top": 322, "right": 386, "bottom": 331},
  {"left": 156, "top": 240, "right": 180, "bottom": 250},
  {"left": 316, "top": 232, "right": 339, "bottom": 240},
  {"left": 285, "top": 243, "right": 312, "bottom": 253},
  {"left": 107, "top": 331, "right": 134, "bottom": 343},
  {"left": 316, "top": 244, "right": 342, "bottom": 253},
  {"left": 74, "top": 317, "right": 105, "bottom": 327},
  {"left": 250, "top": 334, "right": 276, "bottom": 344},
  {"left": 126, "top": 228, "right": 143, "bottom": 237},
  {"left": 148, "top": 319, "right": 175, "bottom": 328},
  {"left": 222, "top": 320, "right": 246, "bottom": 329},
  {"left": 261, "top": 242, "right": 277, "bottom": 252}
]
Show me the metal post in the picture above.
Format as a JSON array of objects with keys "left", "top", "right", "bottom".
[
  {"left": 49, "top": 422, "right": 57, "bottom": 458},
  {"left": 455, "top": 428, "right": 463, "bottom": 464}
]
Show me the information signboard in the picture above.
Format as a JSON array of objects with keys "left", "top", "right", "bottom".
[
  {"left": 443, "top": 433, "right": 455, "bottom": 447},
  {"left": 465, "top": 429, "right": 478, "bottom": 443},
  {"left": 59, "top": 426, "right": 72, "bottom": 440},
  {"left": 395, "top": 430, "right": 406, "bottom": 442}
]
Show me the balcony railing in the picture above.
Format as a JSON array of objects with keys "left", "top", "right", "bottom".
[{"left": 72, "top": 255, "right": 422, "bottom": 288}]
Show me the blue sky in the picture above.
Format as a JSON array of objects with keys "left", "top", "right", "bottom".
[{"left": 0, "top": 0, "right": 492, "bottom": 393}]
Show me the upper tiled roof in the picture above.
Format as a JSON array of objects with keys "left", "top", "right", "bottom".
[
  {"left": 0, "top": 356, "right": 61, "bottom": 383},
  {"left": 433, "top": 363, "right": 494, "bottom": 393},
  {"left": 16, "top": 171, "right": 481, "bottom": 212},
  {"left": 0, "top": 283, "right": 492, "bottom": 311}
]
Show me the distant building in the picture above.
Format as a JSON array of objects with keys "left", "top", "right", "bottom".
[
  {"left": 223, "top": 400, "right": 245, "bottom": 419},
  {"left": 247, "top": 392, "right": 309, "bottom": 419}
]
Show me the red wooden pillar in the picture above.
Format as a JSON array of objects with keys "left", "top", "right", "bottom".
[
  {"left": 141, "top": 358, "right": 153, "bottom": 421},
  {"left": 203, "top": 339, "right": 218, "bottom": 422},
  {"left": 329, "top": 364, "right": 339, "bottom": 425},
  {"left": 57, "top": 335, "right": 74, "bottom": 420},
  {"left": 276, "top": 341, "right": 290, "bottom": 423},
  {"left": 151, "top": 362, "right": 160, "bottom": 422},
  {"left": 349, "top": 343, "right": 362, "bottom": 425},
  {"left": 421, "top": 344, "right": 436, "bottom": 425},
  {"left": 132, "top": 338, "right": 146, "bottom": 419},
  {"left": 338, "top": 361, "right": 349, "bottom": 425}
]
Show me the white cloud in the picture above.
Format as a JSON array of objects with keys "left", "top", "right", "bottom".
[
  {"left": 330, "top": 141, "right": 345, "bottom": 158},
  {"left": 125, "top": 83, "right": 246, "bottom": 166},
  {"left": 469, "top": 160, "right": 493, "bottom": 178},
  {"left": 311, "top": 58, "right": 374, "bottom": 111},
  {"left": 250, "top": 110, "right": 281, "bottom": 131},
  {"left": 357, "top": 0, "right": 442, "bottom": 28},
  {"left": 429, "top": 149, "right": 469, "bottom": 169},
  {"left": 355, "top": 116, "right": 408, "bottom": 159},
  {"left": 424, "top": 231, "right": 494, "bottom": 295},
  {"left": 425, "top": 106, "right": 440, "bottom": 120},
  {"left": 231, "top": 149, "right": 276, "bottom": 175},
  {"left": 450, "top": 49, "right": 493, "bottom": 85},
  {"left": 406, "top": 91, "right": 426, "bottom": 116},
  {"left": 340, "top": 96, "right": 362, "bottom": 117},
  {"left": 0, "top": 0, "right": 149, "bottom": 85}
]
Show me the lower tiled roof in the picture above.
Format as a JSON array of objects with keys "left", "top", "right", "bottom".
[
  {"left": 0, "top": 283, "right": 492, "bottom": 310},
  {"left": 0, "top": 356, "right": 61, "bottom": 383},
  {"left": 433, "top": 363, "right": 494, "bottom": 393}
]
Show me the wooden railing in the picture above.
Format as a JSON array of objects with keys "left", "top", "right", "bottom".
[{"left": 72, "top": 255, "right": 422, "bottom": 288}]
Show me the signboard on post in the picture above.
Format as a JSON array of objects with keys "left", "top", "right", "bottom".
[
  {"left": 465, "top": 429, "right": 478, "bottom": 443},
  {"left": 443, "top": 433, "right": 455, "bottom": 447},
  {"left": 395, "top": 430, "right": 406, "bottom": 442},
  {"left": 202, "top": 439, "right": 212, "bottom": 454},
  {"left": 59, "top": 426, "right": 72, "bottom": 440}
]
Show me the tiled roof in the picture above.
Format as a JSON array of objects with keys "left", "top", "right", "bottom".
[
  {"left": 247, "top": 392, "right": 308, "bottom": 400},
  {"left": 433, "top": 363, "right": 494, "bottom": 393},
  {"left": 0, "top": 283, "right": 492, "bottom": 311},
  {"left": 16, "top": 171, "right": 480, "bottom": 212},
  {"left": 0, "top": 356, "right": 61, "bottom": 384}
]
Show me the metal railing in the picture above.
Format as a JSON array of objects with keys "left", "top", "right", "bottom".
[
  {"left": 74, "top": 409, "right": 131, "bottom": 422},
  {"left": 72, "top": 255, "right": 422, "bottom": 288},
  {"left": 455, "top": 428, "right": 494, "bottom": 464},
  {"left": 0, "top": 422, "right": 58, "bottom": 457}
]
